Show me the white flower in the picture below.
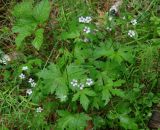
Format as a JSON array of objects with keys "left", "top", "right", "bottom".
[
  {"left": 128, "top": 30, "right": 136, "bottom": 38},
  {"left": 71, "top": 79, "right": 78, "bottom": 87},
  {"left": 0, "top": 59, "right": 7, "bottom": 65},
  {"left": 31, "top": 82, "right": 36, "bottom": 87},
  {"left": 19, "top": 73, "right": 25, "bottom": 79},
  {"left": 26, "top": 89, "right": 32, "bottom": 95},
  {"left": 79, "top": 83, "right": 84, "bottom": 90},
  {"left": 131, "top": 19, "right": 137, "bottom": 26},
  {"left": 0, "top": 54, "right": 11, "bottom": 65},
  {"left": 79, "top": 16, "right": 92, "bottom": 23},
  {"left": 79, "top": 16, "right": 85, "bottom": 23},
  {"left": 28, "top": 78, "right": 34, "bottom": 83},
  {"left": 28, "top": 78, "right": 36, "bottom": 87},
  {"left": 83, "top": 26, "right": 91, "bottom": 34},
  {"left": 106, "top": 27, "right": 112, "bottom": 31},
  {"left": 86, "top": 78, "right": 94, "bottom": 86},
  {"left": 3, "top": 54, "right": 11, "bottom": 62},
  {"left": 22, "top": 66, "right": 28, "bottom": 71},
  {"left": 85, "top": 16, "right": 92, "bottom": 23},
  {"left": 83, "top": 38, "right": 89, "bottom": 43},
  {"left": 36, "top": 107, "right": 43, "bottom": 113}
]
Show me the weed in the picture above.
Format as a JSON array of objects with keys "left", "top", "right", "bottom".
[{"left": 0, "top": 0, "right": 160, "bottom": 129}]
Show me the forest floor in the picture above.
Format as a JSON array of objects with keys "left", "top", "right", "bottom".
[{"left": 0, "top": 0, "right": 160, "bottom": 130}]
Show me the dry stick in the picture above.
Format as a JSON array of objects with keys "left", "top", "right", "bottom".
[
  {"left": 42, "top": 46, "right": 55, "bottom": 70},
  {"left": 36, "top": 46, "right": 55, "bottom": 90}
]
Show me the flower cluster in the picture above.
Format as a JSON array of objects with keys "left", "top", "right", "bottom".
[
  {"left": 127, "top": 19, "right": 137, "bottom": 38},
  {"left": 130, "top": 19, "right": 137, "bottom": 26},
  {"left": 19, "top": 66, "right": 43, "bottom": 113},
  {"left": 71, "top": 79, "right": 78, "bottom": 87},
  {"left": 19, "top": 66, "right": 28, "bottom": 79},
  {"left": 106, "top": 27, "right": 112, "bottom": 31},
  {"left": 128, "top": 30, "right": 136, "bottom": 38},
  {"left": 86, "top": 78, "right": 94, "bottom": 86},
  {"left": 83, "top": 38, "right": 89, "bottom": 43},
  {"left": 83, "top": 26, "right": 91, "bottom": 34},
  {"left": 19, "top": 66, "right": 37, "bottom": 95},
  {"left": 79, "top": 16, "right": 92, "bottom": 23},
  {"left": 28, "top": 78, "right": 36, "bottom": 87},
  {"left": 70, "top": 78, "right": 94, "bottom": 90},
  {"left": 79, "top": 83, "right": 85, "bottom": 90},
  {"left": 26, "top": 89, "right": 32, "bottom": 95},
  {"left": 0, "top": 54, "right": 11, "bottom": 65},
  {"left": 78, "top": 16, "right": 92, "bottom": 34},
  {"left": 22, "top": 66, "right": 28, "bottom": 71},
  {"left": 36, "top": 107, "right": 43, "bottom": 113},
  {"left": 19, "top": 73, "right": 26, "bottom": 79}
]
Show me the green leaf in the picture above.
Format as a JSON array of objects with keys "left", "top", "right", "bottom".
[
  {"left": 113, "top": 79, "right": 126, "bottom": 87},
  {"left": 72, "top": 89, "right": 96, "bottom": 110},
  {"left": 118, "top": 49, "right": 134, "bottom": 63},
  {"left": 57, "top": 110, "right": 70, "bottom": 117},
  {"left": 111, "top": 89, "right": 125, "bottom": 98},
  {"left": 102, "top": 88, "right": 111, "bottom": 105},
  {"left": 80, "top": 94, "right": 89, "bottom": 111},
  {"left": 93, "top": 43, "right": 114, "bottom": 59},
  {"left": 12, "top": 0, "right": 33, "bottom": 18},
  {"left": 157, "top": 27, "right": 160, "bottom": 36},
  {"left": 60, "top": 21, "right": 81, "bottom": 40},
  {"left": 33, "top": 0, "right": 51, "bottom": 23},
  {"left": 15, "top": 31, "right": 31, "bottom": 48},
  {"left": 60, "top": 31, "right": 80, "bottom": 40},
  {"left": 12, "top": 19, "right": 37, "bottom": 33},
  {"left": 37, "top": 64, "right": 68, "bottom": 99},
  {"left": 57, "top": 111, "right": 91, "bottom": 130},
  {"left": 38, "top": 64, "right": 61, "bottom": 79},
  {"left": 150, "top": 16, "right": 160, "bottom": 25},
  {"left": 83, "top": 89, "right": 96, "bottom": 96},
  {"left": 93, "top": 116, "right": 105, "bottom": 129},
  {"left": 92, "top": 97, "right": 102, "bottom": 109},
  {"left": 65, "top": 64, "right": 87, "bottom": 91},
  {"left": 12, "top": 0, "right": 50, "bottom": 49},
  {"left": 66, "top": 64, "right": 86, "bottom": 80},
  {"left": 31, "top": 113, "right": 47, "bottom": 127},
  {"left": 109, "top": 51, "right": 123, "bottom": 64},
  {"left": 12, "top": 15, "right": 37, "bottom": 48},
  {"left": 116, "top": 102, "right": 131, "bottom": 114},
  {"left": 119, "top": 115, "right": 138, "bottom": 129},
  {"left": 72, "top": 92, "right": 80, "bottom": 101},
  {"left": 74, "top": 43, "right": 93, "bottom": 63},
  {"left": 32, "top": 28, "right": 44, "bottom": 50}
]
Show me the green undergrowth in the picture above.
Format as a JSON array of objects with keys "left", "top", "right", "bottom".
[{"left": 0, "top": 0, "right": 160, "bottom": 129}]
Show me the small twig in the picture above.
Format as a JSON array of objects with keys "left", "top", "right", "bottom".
[{"left": 43, "top": 46, "right": 55, "bottom": 70}]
